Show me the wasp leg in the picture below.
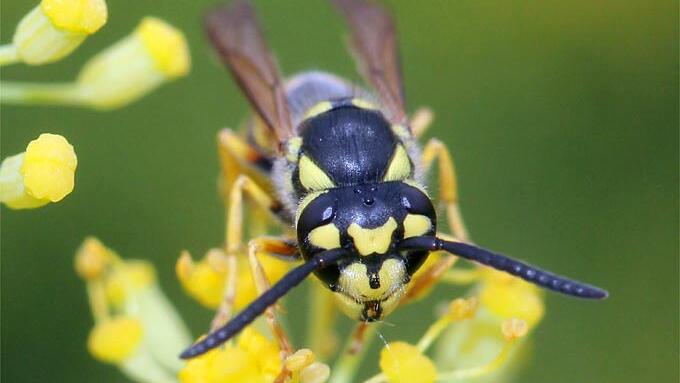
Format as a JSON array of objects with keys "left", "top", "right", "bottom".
[
  {"left": 422, "top": 138, "right": 470, "bottom": 242},
  {"left": 403, "top": 141, "right": 470, "bottom": 305},
  {"left": 410, "top": 107, "right": 434, "bottom": 138},
  {"left": 247, "top": 236, "right": 298, "bottom": 356},
  {"left": 218, "top": 128, "right": 289, "bottom": 221},
  {"left": 211, "top": 172, "right": 295, "bottom": 332},
  {"left": 210, "top": 249, "right": 238, "bottom": 332},
  {"left": 348, "top": 321, "right": 371, "bottom": 354},
  {"left": 400, "top": 233, "right": 460, "bottom": 305}
]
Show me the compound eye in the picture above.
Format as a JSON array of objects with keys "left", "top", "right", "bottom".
[
  {"left": 400, "top": 184, "right": 435, "bottom": 218},
  {"left": 297, "top": 192, "right": 337, "bottom": 234}
]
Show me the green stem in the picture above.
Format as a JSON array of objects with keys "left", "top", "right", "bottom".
[
  {"left": 416, "top": 316, "right": 451, "bottom": 352},
  {"left": 330, "top": 323, "right": 380, "bottom": 383},
  {"left": 1, "top": 81, "right": 83, "bottom": 106},
  {"left": 0, "top": 44, "right": 19, "bottom": 66}
]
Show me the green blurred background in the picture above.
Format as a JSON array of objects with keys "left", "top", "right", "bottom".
[{"left": 1, "top": 0, "right": 677, "bottom": 382}]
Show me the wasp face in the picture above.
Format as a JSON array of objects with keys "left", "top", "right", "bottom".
[{"left": 296, "top": 181, "right": 436, "bottom": 320}]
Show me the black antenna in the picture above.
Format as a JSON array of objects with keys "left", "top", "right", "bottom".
[
  {"left": 399, "top": 236, "right": 608, "bottom": 299},
  {"left": 180, "top": 247, "right": 347, "bottom": 359}
]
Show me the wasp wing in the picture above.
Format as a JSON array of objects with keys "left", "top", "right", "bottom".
[
  {"left": 205, "top": 0, "right": 294, "bottom": 146},
  {"left": 333, "top": 0, "right": 408, "bottom": 127}
]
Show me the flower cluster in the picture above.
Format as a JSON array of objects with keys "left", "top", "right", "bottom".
[
  {"left": 1, "top": 0, "right": 191, "bottom": 210},
  {"left": 75, "top": 237, "right": 193, "bottom": 382},
  {"left": 72, "top": 128, "right": 546, "bottom": 383},
  {"left": 1, "top": 0, "right": 190, "bottom": 110}
]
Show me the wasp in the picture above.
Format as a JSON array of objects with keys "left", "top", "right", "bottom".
[{"left": 181, "top": 0, "right": 607, "bottom": 359}]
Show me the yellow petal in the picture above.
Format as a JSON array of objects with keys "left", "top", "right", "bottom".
[
  {"left": 75, "top": 237, "right": 111, "bottom": 280},
  {"left": 137, "top": 17, "right": 190, "bottom": 78},
  {"left": 88, "top": 317, "right": 142, "bottom": 363},
  {"left": 238, "top": 327, "right": 281, "bottom": 376},
  {"left": 210, "top": 347, "right": 260, "bottom": 382},
  {"left": 300, "top": 362, "right": 331, "bottom": 383},
  {"left": 480, "top": 270, "right": 545, "bottom": 328},
  {"left": 501, "top": 318, "right": 529, "bottom": 341},
  {"left": 176, "top": 250, "right": 227, "bottom": 309},
  {"left": 445, "top": 297, "right": 477, "bottom": 321},
  {"left": 21, "top": 133, "right": 77, "bottom": 202},
  {"left": 41, "top": 0, "right": 107, "bottom": 34},
  {"left": 285, "top": 349, "right": 315, "bottom": 372},
  {"left": 379, "top": 342, "right": 437, "bottom": 383}
]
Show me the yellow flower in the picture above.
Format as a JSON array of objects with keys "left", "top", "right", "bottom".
[
  {"left": 445, "top": 297, "right": 478, "bottom": 322},
  {"left": 179, "top": 327, "right": 281, "bottom": 383},
  {"left": 285, "top": 349, "right": 315, "bottom": 372},
  {"left": 501, "top": 318, "right": 529, "bottom": 341},
  {"left": 74, "top": 16, "right": 190, "bottom": 109},
  {"left": 0, "top": 133, "right": 77, "bottom": 209},
  {"left": 88, "top": 316, "right": 143, "bottom": 363},
  {"left": 75, "top": 237, "right": 112, "bottom": 280},
  {"left": 379, "top": 341, "right": 437, "bottom": 383},
  {"left": 4, "top": 0, "right": 107, "bottom": 65},
  {"left": 479, "top": 269, "right": 545, "bottom": 328},
  {"left": 76, "top": 237, "right": 192, "bottom": 382},
  {"left": 177, "top": 248, "right": 290, "bottom": 310},
  {"left": 299, "top": 362, "right": 331, "bottom": 383},
  {"left": 104, "top": 260, "right": 156, "bottom": 308}
]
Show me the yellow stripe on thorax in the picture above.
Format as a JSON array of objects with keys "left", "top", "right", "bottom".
[
  {"left": 302, "top": 101, "right": 333, "bottom": 120},
  {"left": 383, "top": 144, "right": 412, "bottom": 181},
  {"left": 351, "top": 98, "right": 377, "bottom": 110},
  {"left": 298, "top": 155, "right": 335, "bottom": 191}
]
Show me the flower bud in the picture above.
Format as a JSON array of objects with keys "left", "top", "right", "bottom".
[
  {"left": 285, "top": 348, "right": 315, "bottom": 372},
  {"left": 88, "top": 317, "right": 143, "bottom": 363},
  {"left": 380, "top": 341, "right": 437, "bottom": 383},
  {"left": 300, "top": 362, "right": 331, "bottom": 383},
  {"left": 0, "top": 133, "right": 77, "bottom": 209},
  {"left": 10, "top": 0, "right": 107, "bottom": 65},
  {"left": 74, "top": 17, "right": 190, "bottom": 109}
]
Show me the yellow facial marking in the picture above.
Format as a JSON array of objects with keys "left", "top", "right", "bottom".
[
  {"left": 308, "top": 223, "right": 341, "bottom": 250},
  {"left": 333, "top": 292, "right": 364, "bottom": 320},
  {"left": 303, "top": 101, "right": 333, "bottom": 120},
  {"left": 351, "top": 98, "right": 377, "bottom": 110},
  {"left": 376, "top": 258, "right": 407, "bottom": 299},
  {"left": 347, "top": 218, "right": 398, "bottom": 256},
  {"left": 383, "top": 144, "right": 412, "bottom": 182},
  {"left": 403, "top": 214, "right": 432, "bottom": 238},
  {"left": 338, "top": 259, "right": 405, "bottom": 301},
  {"left": 335, "top": 259, "right": 407, "bottom": 319},
  {"left": 378, "top": 286, "right": 406, "bottom": 318},
  {"left": 298, "top": 155, "right": 335, "bottom": 191}
]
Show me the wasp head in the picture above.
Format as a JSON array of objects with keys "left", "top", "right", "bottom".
[{"left": 296, "top": 181, "right": 436, "bottom": 320}]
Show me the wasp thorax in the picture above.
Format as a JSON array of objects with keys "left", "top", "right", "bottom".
[{"left": 296, "top": 181, "right": 436, "bottom": 320}]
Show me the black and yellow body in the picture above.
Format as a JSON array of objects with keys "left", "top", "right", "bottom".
[
  {"left": 244, "top": 71, "right": 439, "bottom": 321},
  {"left": 285, "top": 96, "right": 436, "bottom": 321},
  {"left": 180, "top": 0, "right": 607, "bottom": 359}
]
